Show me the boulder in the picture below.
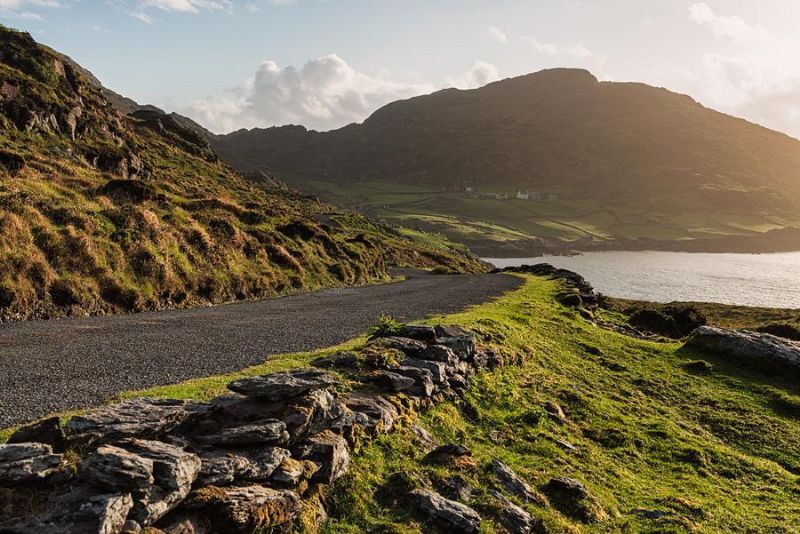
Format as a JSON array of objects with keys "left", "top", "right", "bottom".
[
  {"left": 197, "top": 447, "right": 289, "bottom": 487},
  {"left": 410, "top": 488, "right": 481, "bottom": 533},
  {"left": 8, "top": 417, "right": 67, "bottom": 452},
  {"left": 543, "top": 477, "right": 608, "bottom": 523},
  {"left": 437, "top": 475, "right": 475, "bottom": 502},
  {"left": 395, "top": 325, "right": 437, "bottom": 343},
  {"left": 365, "top": 370, "right": 416, "bottom": 392},
  {"left": 685, "top": 326, "right": 800, "bottom": 372},
  {"left": 368, "top": 337, "right": 427, "bottom": 358},
  {"left": 270, "top": 457, "right": 317, "bottom": 487},
  {"left": 184, "top": 485, "right": 301, "bottom": 534},
  {"left": 420, "top": 345, "right": 459, "bottom": 366},
  {"left": 390, "top": 366, "right": 435, "bottom": 397},
  {"left": 402, "top": 358, "right": 448, "bottom": 384},
  {"left": 5, "top": 487, "right": 133, "bottom": 534},
  {"left": 66, "top": 398, "right": 208, "bottom": 448},
  {"left": 116, "top": 439, "right": 201, "bottom": 526},
  {"left": 311, "top": 352, "right": 360, "bottom": 369},
  {"left": 490, "top": 490, "right": 540, "bottom": 534},
  {"left": 448, "top": 374, "right": 468, "bottom": 391},
  {"left": 280, "top": 389, "right": 352, "bottom": 443},
  {"left": 295, "top": 430, "right": 350, "bottom": 484},
  {"left": 227, "top": 369, "right": 338, "bottom": 402},
  {"left": 424, "top": 444, "right": 473, "bottom": 468},
  {"left": 489, "top": 460, "right": 544, "bottom": 504},
  {"left": 0, "top": 443, "right": 63, "bottom": 485},
  {"left": 83, "top": 445, "right": 155, "bottom": 492},
  {"left": 196, "top": 420, "right": 288, "bottom": 447},
  {"left": 343, "top": 393, "right": 399, "bottom": 433}
]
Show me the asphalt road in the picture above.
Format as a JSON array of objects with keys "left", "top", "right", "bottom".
[{"left": 0, "top": 270, "right": 522, "bottom": 427}]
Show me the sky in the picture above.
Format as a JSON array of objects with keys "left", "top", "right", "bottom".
[{"left": 2, "top": 0, "right": 800, "bottom": 137}]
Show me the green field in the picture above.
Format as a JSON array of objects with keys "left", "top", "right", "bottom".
[{"left": 280, "top": 177, "right": 800, "bottom": 253}]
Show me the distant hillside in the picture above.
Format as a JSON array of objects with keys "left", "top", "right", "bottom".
[
  {"left": 0, "top": 26, "right": 481, "bottom": 321},
  {"left": 212, "top": 69, "right": 800, "bottom": 254}
]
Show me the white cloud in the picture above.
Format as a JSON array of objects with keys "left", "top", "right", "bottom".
[
  {"left": 448, "top": 60, "right": 500, "bottom": 89},
  {"left": 0, "top": 0, "right": 59, "bottom": 18},
  {"left": 140, "top": 0, "right": 231, "bottom": 13},
  {"left": 130, "top": 11, "right": 154, "bottom": 23},
  {"left": 694, "top": 53, "right": 800, "bottom": 138},
  {"left": 487, "top": 26, "right": 507, "bottom": 44},
  {"left": 688, "top": 2, "right": 774, "bottom": 44},
  {"left": 186, "top": 55, "right": 500, "bottom": 133},
  {"left": 522, "top": 36, "right": 592, "bottom": 58}
]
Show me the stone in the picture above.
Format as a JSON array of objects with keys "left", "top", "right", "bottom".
[
  {"left": 270, "top": 457, "right": 318, "bottom": 487},
  {"left": 544, "top": 401, "right": 568, "bottom": 424},
  {"left": 437, "top": 475, "right": 475, "bottom": 502},
  {"left": 424, "top": 444, "right": 472, "bottom": 466},
  {"left": 365, "top": 370, "right": 416, "bottom": 392},
  {"left": 122, "top": 519, "right": 142, "bottom": 533},
  {"left": 390, "top": 366, "right": 435, "bottom": 397},
  {"left": 685, "top": 326, "right": 800, "bottom": 372},
  {"left": 7, "top": 488, "right": 133, "bottom": 534},
  {"left": 83, "top": 445, "right": 155, "bottom": 491},
  {"left": 196, "top": 420, "right": 288, "bottom": 446},
  {"left": 311, "top": 351, "right": 360, "bottom": 369},
  {"left": 420, "top": 344, "right": 459, "bottom": 366},
  {"left": 410, "top": 488, "right": 481, "bottom": 533},
  {"left": 0, "top": 443, "right": 63, "bottom": 485},
  {"left": 8, "top": 417, "right": 67, "bottom": 452},
  {"left": 489, "top": 460, "right": 544, "bottom": 504},
  {"left": 197, "top": 447, "right": 289, "bottom": 486},
  {"left": 448, "top": 374, "right": 468, "bottom": 391},
  {"left": 119, "top": 439, "right": 201, "bottom": 526},
  {"left": 368, "top": 337, "right": 427, "bottom": 358},
  {"left": 280, "top": 389, "right": 352, "bottom": 443},
  {"left": 184, "top": 485, "right": 301, "bottom": 534},
  {"left": 409, "top": 425, "right": 438, "bottom": 448},
  {"left": 66, "top": 398, "right": 208, "bottom": 448},
  {"left": 159, "top": 513, "right": 211, "bottom": 534},
  {"left": 543, "top": 477, "right": 609, "bottom": 523},
  {"left": 295, "top": 430, "right": 350, "bottom": 484},
  {"left": 227, "top": 369, "right": 338, "bottom": 402},
  {"left": 343, "top": 393, "right": 399, "bottom": 433},
  {"left": 490, "top": 490, "right": 540, "bottom": 534},
  {"left": 403, "top": 358, "right": 448, "bottom": 384},
  {"left": 396, "top": 325, "right": 437, "bottom": 343}
]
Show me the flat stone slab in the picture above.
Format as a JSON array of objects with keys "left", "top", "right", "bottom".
[
  {"left": 228, "top": 370, "right": 338, "bottom": 401},
  {"left": 685, "top": 326, "right": 800, "bottom": 371}
]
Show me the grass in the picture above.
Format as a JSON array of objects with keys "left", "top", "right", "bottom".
[
  {"left": 4, "top": 275, "right": 799, "bottom": 532},
  {"left": 324, "top": 276, "right": 800, "bottom": 532}
]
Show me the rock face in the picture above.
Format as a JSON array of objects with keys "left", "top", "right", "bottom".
[
  {"left": 0, "top": 323, "right": 493, "bottom": 532},
  {"left": 410, "top": 488, "right": 482, "bottom": 533},
  {"left": 685, "top": 326, "right": 800, "bottom": 371}
]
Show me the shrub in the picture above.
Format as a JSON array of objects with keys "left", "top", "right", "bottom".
[
  {"left": 629, "top": 304, "right": 706, "bottom": 338},
  {"left": 430, "top": 265, "right": 457, "bottom": 275},
  {"left": 368, "top": 314, "right": 405, "bottom": 340},
  {"left": 755, "top": 323, "right": 800, "bottom": 341}
]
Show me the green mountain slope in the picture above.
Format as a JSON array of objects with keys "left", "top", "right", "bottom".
[
  {"left": 212, "top": 69, "right": 800, "bottom": 254},
  {"left": 0, "top": 26, "right": 481, "bottom": 321}
]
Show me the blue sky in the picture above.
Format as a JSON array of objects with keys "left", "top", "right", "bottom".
[{"left": 2, "top": 0, "right": 799, "bottom": 137}]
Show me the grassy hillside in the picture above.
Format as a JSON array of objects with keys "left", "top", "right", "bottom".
[
  {"left": 327, "top": 277, "right": 800, "bottom": 532},
  {"left": 0, "top": 26, "right": 482, "bottom": 321},
  {"left": 11, "top": 274, "right": 799, "bottom": 532},
  {"left": 212, "top": 69, "right": 800, "bottom": 254}
]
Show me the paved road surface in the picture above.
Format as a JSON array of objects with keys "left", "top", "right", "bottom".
[{"left": 0, "top": 271, "right": 522, "bottom": 427}]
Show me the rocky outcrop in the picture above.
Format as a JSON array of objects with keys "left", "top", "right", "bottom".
[
  {"left": 494, "top": 263, "right": 599, "bottom": 312},
  {"left": 1, "top": 324, "right": 501, "bottom": 533},
  {"left": 685, "top": 326, "right": 800, "bottom": 372},
  {"left": 410, "top": 488, "right": 482, "bottom": 533}
]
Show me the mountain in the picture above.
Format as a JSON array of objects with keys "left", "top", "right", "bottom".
[
  {"left": 0, "top": 26, "right": 481, "bottom": 321},
  {"left": 212, "top": 69, "right": 800, "bottom": 254}
]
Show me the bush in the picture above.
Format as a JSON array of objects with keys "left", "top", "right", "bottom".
[
  {"left": 368, "top": 314, "right": 405, "bottom": 340},
  {"left": 755, "top": 323, "right": 800, "bottom": 341},
  {"left": 629, "top": 304, "right": 706, "bottom": 338},
  {"left": 430, "top": 265, "right": 457, "bottom": 275}
]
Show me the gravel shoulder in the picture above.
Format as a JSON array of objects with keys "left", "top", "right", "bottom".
[{"left": 0, "top": 270, "right": 522, "bottom": 427}]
